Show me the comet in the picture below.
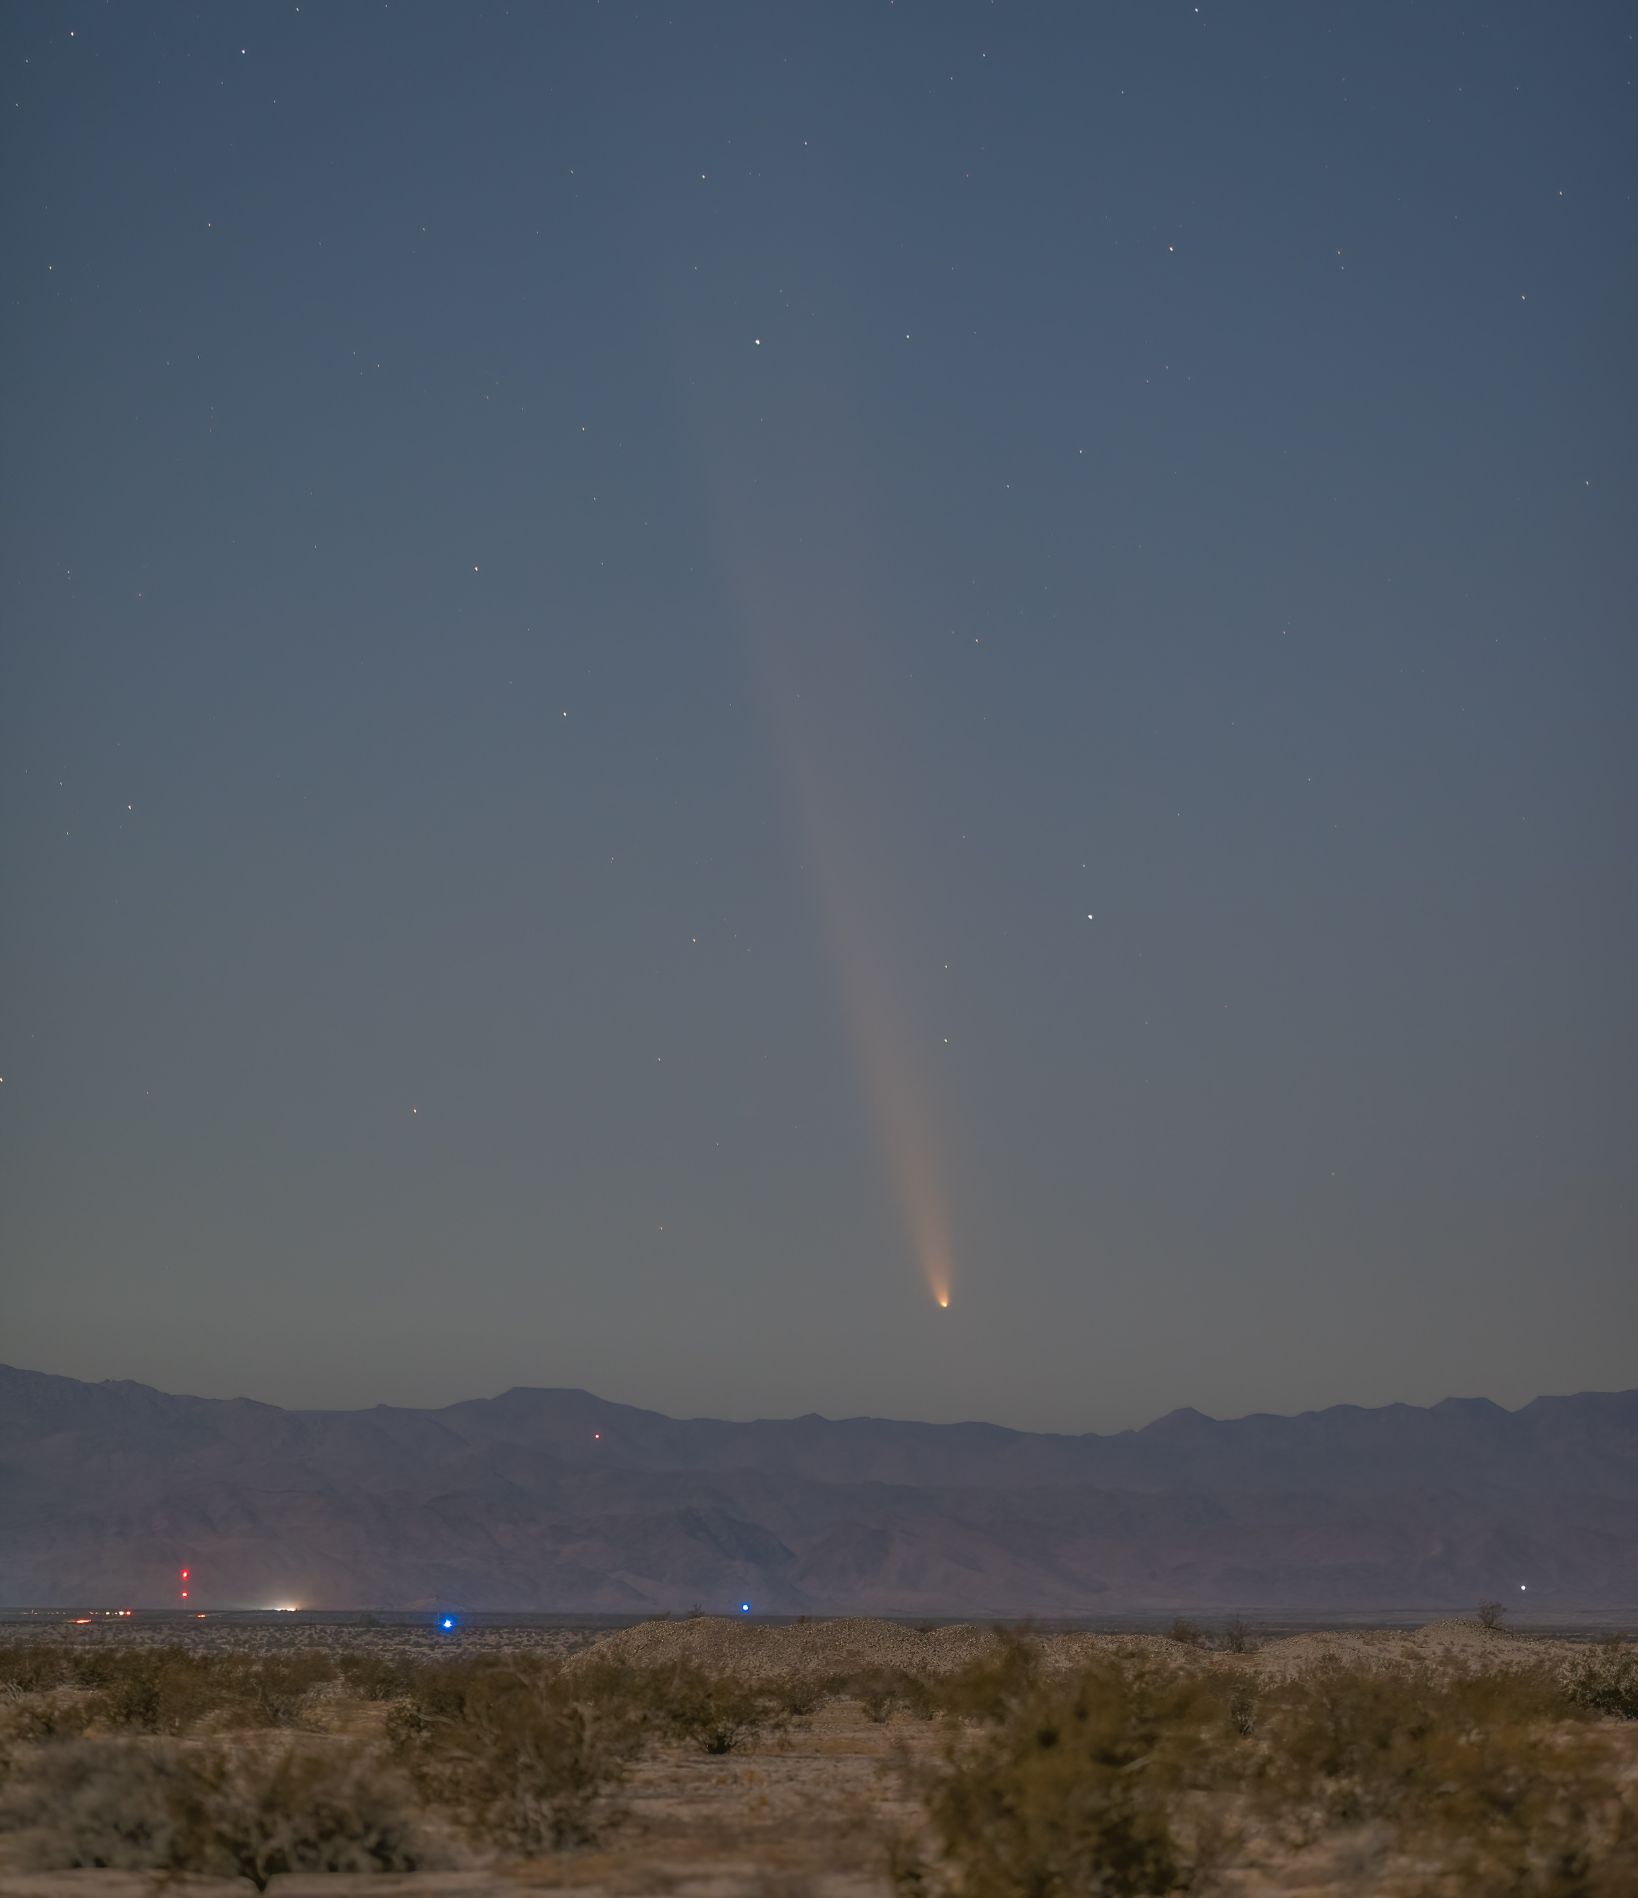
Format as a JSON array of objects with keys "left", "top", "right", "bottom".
[{"left": 699, "top": 410, "right": 960, "bottom": 1312}]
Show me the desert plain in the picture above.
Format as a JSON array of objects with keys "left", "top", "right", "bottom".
[{"left": 2, "top": 1610, "right": 1636, "bottom": 1897}]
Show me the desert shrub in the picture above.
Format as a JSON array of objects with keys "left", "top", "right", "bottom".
[
  {"left": 1397, "top": 1718, "right": 1638, "bottom": 1897},
  {"left": 242, "top": 1651, "right": 336, "bottom": 1727},
  {"left": 169, "top": 1742, "right": 421, "bottom": 1889},
  {"left": 337, "top": 1650, "right": 417, "bottom": 1702},
  {"left": 771, "top": 1672, "right": 840, "bottom": 1719},
  {"left": 929, "top": 1628, "right": 1042, "bottom": 1724},
  {"left": 0, "top": 1736, "right": 420, "bottom": 1889},
  {"left": 0, "top": 1646, "right": 73, "bottom": 1696},
  {"left": 0, "top": 1689, "right": 96, "bottom": 1749},
  {"left": 1166, "top": 1617, "right": 1204, "bottom": 1650},
  {"left": 1257, "top": 1663, "right": 1595, "bottom": 1835},
  {"left": 88, "top": 1649, "right": 223, "bottom": 1735},
  {"left": 71, "top": 1647, "right": 335, "bottom": 1735},
  {"left": 391, "top": 1662, "right": 643, "bottom": 1852},
  {"left": 1220, "top": 1616, "right": 1258, "bottom": 1655},
  {"left": 648, "top": 1661, "right": 774, "bottom": 1754},
  {"left": 1476, "top": 1600, "right": 1507, "bottom": 1632},
  {"left": 1561, "top": 1639, "right": 1638, "bottom": 1721},
  {"left": 897, "top": 1655, "right": 1231, "bottom": 1897},
  {"left": 0, "top": 1737, "right": 184, "bottom": 1869},
  {"left": 849, "top": 1667, "right": 935, "bottom": 1724}
]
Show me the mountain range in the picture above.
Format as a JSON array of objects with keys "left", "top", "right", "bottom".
[{"left": 3, "top": 1364, "right": 1634, "bottom": 1615}]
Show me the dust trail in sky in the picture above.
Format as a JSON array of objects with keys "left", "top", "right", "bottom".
[
  {"left": 783, "top": 739, "right": 956, "bottom": 1309},
  {"left": 703, "top": 462, "right": 956, "bottom": 1309}
]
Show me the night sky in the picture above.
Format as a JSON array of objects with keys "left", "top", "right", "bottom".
[{"left": 4, "top": 2, "right": 1633, "bottom": 1434}]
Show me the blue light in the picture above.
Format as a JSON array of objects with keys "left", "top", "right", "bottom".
[
  {"left": 439, "top": 1616, "right": 456, "bottom": 1632},
  {"left": 740, "top": 1602, "right": 751, "bottom": 1614}
]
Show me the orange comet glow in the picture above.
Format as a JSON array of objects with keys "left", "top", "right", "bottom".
[
  {"left": 784, "top": 743, "right": 957, "bottom": 1309},
  {"left": 702, "top": 411, "right": 961, "bottom": 1310}
]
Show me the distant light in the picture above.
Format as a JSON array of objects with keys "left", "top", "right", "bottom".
[
  {"left": 937, "top": 1296, "right": 950, "bottom": 1309},
  {"left": 593, "top": 1431, "right": 601, "bottom": 1441},
  {"left": 181, "top": 1590, "right": 189, "bottom": 1600},
  {"left": 740, "top": 1602, "right": 751, "bottom": 1614},
  {"left": 180, "top": 1569, "right": 190, "bottom": 1581},
  {"left": 73, "top": 1617, "right": 92, "bottom": 1625},
  {"left": 1520, "top": 1584, "right": 1528, "bottom": 1591},
  {"left": 440, "top": 1615, "right": 457, "bottom": 1632}
]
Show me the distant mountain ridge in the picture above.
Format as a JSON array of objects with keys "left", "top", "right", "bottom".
[{"left": 2, "top": 1364, "right": 1633, "bottom": 1615}]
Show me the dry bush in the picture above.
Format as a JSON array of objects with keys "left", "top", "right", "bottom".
[
  {"left": 336, "top": 1649, "right": 418, "bottom": 1702},
  {"left": 771, "top": 1671, "right": 844, "bottom": 1719},
  {"left": 4, "top": 1646, "right": 339, "bottom": 1738},
  {"left": 851, "top": 1667, "right": 936, "bottom": 1724},
  {"left": 1476, "top": 1600, "right": 1507, "bottom": 1632},
  {"left": 646, "top": 1660, "right": 776, "bottom": 1754},
  {"left": 1401, "top": 1721, "right": 1638, "bottom": 1897},
  {"left": 0, "top": 1646, "right": 74, "bottom": 1696},
  {"left": 0, "top": 1688, "right": 97, "bottom": 1750},
  {"left": 928, "top": 1628, "right": 1042, "bottom": 1725},
  {"left": 898, "top": 1649, "right": 1638, "bottom": 1897},
  {"left": 0, "top": 1736, "right": 421, "bottom": 1889},
  {"left": 896, "top": 1656, "right": 1234, "bottom": 1897},
  {"left": 88, "top": 1649, "right": 225, "bottom": 1734},
  {"left": 1220, "top": 1616, "right": 1258, "bottom": 1655},
  {"left": 1256, "top": 1663, "right": 1576, "bottom": 1831},
  {"left": 0, "top": 1737, "right": 184, "bottom": 1869},
  {"left": 241, "top": 1651, "right": 337, "bottom": 1727},
  {"left": 389, "top": 1660, "right": 644, "bottom": 1852},
  {"left": 1257, "top": 1661, "right": 1638, "bottom": 1893},
  {"left": 1561, "top": 1639, "right": 1638, "bottom": 1722},
  {"left": 1166, "top": 1617, "right": 1205, "bottom": 1650}
]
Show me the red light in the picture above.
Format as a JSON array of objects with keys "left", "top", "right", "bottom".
[
  {"left": 593, "top": 1431, "right": 601, "bottom": 1441},
  {"left": 73, "top": 1617, "right": 92, "bottom": 1625},
  {"left": 181, "top": 1590, "right": 189, "bottom": 1600},
  {"left": 180, "top": 1569, "right": 190, "bottom": 1581}
]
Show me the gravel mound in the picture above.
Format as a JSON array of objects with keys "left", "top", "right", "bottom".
[
  {"left": 574, "top": 1616, "right": 1580, "bottom": 1685},
  {"left": 571, "top": 1616, "right": 998, "bottom": 1679},
  {"left": 573, "top": 1617, "right": 1209, "bottom": 1680}
]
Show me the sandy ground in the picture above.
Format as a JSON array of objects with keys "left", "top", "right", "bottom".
[{"left": 1, "top": 1616, "right": 1631, "bottom": 1897}]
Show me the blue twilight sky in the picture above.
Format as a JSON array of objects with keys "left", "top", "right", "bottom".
[{"left": 2, "top": 1, "right": 1634, "bottom": 1432}]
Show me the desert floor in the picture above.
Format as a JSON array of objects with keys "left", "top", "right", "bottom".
[{"left": 2, "top": 1615, "right": 1634, "bottom": 1897}]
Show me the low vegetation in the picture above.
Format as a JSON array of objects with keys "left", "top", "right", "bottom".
[
  {"left": 893, "top": 1647, "right": 1638, "bottom": 1897},
  {"left": 0, "top": 1623, "right": 1634, "bottom": 1892},
  {"left": 0, "top": 1737, "right": 420, "bottom": 1889}
]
